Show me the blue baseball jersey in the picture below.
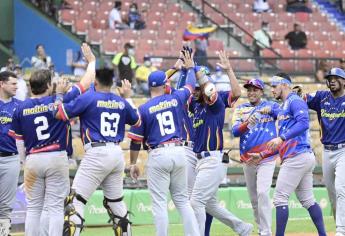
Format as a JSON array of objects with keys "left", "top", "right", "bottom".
[
  {"left": 0, "top": 98, "right": 21, "bottom": 154},
  {"left": 273, "top": 93, "right": 311, "bottom": 160},
  {"left": 232, "top": 100, "right": 279, "bottom": 163},
  {"left": 169, "top": 87, "right": 195, "bottom": 142},
  {"left": 128, "top": 86, "right": 193, "bottom": 147},
  {"left": 306, "top": 91, "right": 345, "bottom": 145},
  {"left": 9, "top": 84, "right": 84, "bottom": 154},
  {"left": 58, "top": 91, "right": 140, "bottom": 144},
  {"left": 191, "top": 91, "right": 236, "bottom": 153}
]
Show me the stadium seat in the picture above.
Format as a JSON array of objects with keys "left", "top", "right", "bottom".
[
  {"left": 73, "top": 18, "right": 89, "bottom": 35},
  {"left": 86, "top": 28, "right": 103, "bottom": 45},
  {"left": 101, "top": 38, "right": 120, "bottom": 55},
  {"left": 59, "top": 9, "right": 76, "bottom": 25}
]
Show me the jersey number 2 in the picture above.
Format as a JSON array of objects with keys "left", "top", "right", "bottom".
[
  {"left": 101, "top": 112, "right": 120, "bottom": 137},
  {"left": 34, "top": 116, "right": 50, "bottom": 140},
  {"left": 156, "top": 111, "right": 176, "bottom": 136}
]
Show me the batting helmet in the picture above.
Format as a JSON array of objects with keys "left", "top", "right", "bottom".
[{"left": 325, "top": 67, "right": 345, "bottom": 80}]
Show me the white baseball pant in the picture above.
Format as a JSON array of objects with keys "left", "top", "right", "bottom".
[
  {"left": 146, "top": 145, "right": 200, "bottom": 236},
  {"left": 190, "top": 151, "right": 251, "bottom": 235},
  {"left": 70, "top": 143, "right": 129, "bottom": 236},
  {"left": 243, "top": 160, "right": 276, "bottom": 236},
  {"left": 0, "top": 155, "right": 20, "bottom": 235},
  {"left": 323, "top": 147, "right": 345, "bottom": 234},
  {"left": 24, "top": 151, "right": 69, "bottom": 236},
  {"left": 273, "top": 151, "right": 316, "bottom": 209}
]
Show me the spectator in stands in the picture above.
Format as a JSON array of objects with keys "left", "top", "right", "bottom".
[
  {"left": 72, "top": 51, "right": 87, "bottom": 77},
  {"left": 31, "top": 44, "right": 53, "bottom": 70},
  {"left": 284, "top": 23, "right": 307, "bottom": 50},
  {"left": 108, "top": 1, "right": 128, "bottom": 30},
  {"left": 13, "top": 64, "right": 28, "bottom": 101},
  {"left": 127, "top": 3, "right": 146, "bottom": 30},
  {"left": 253, "top": 0, "right": 272, "bottom": 13},
  {"left": 211, "top": 66, "right": 231, "bottom": 92},
  {"left": 253, "top": 21, "right": 272, "bottom": 68},
  {"left": 315, "top": 60, "right": 330, "bottom": 82},
  {"left": 286, "top": 0, "right": 312, "bottom": 13},
  {"left": 135, "top": 55, "right": 157, "bottom": 95},
  {"left": 339, "top": 58, "right": 345, "bottom": 70},
  {"left": 194, "top": 37, "right": 209, "bottom": 67},
  {"left": 49, "top": 64, "right": 60, "bottom": 82},
  {"left": 0, "top": 57, "right": 15, "bottom": 72},
  {"left": 112, "top": 42, "right": 137, "bottom": 87}
]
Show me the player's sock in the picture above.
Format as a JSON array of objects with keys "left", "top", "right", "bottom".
[
  {"left": 308, "top": 203, "right": 326, "bottom": 236},
  {"left": 204, "top": 213, "right": 213, "bottom": 236},
  {"left": 275, "top": 205, "right": 289, "bottom": 236}
]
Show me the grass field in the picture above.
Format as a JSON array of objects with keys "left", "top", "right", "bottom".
[
  {"left": 14, "top": 217, "right": 335, "bottom": 235},
  {"left": 11, "top": 217, "right": 335, "bottom": 236}
]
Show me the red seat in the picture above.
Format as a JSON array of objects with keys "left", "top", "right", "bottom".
[
  {"left": 73, "top": 18, "right": 89, "bottom": 35},
  {"left": 295, "top": 12, "right": 310, "bottom": 22},
  {"left": 87, "top": 28, "right": 103, "bottom": 45},
  {"left": 101, "top": 38, "right": 120, "bottom": 55},
  {"left": 314, "top": 50, "right": 331, "bottom": 58},
  {"left": 295, "top": 49, "right": 313, "bottom": 58},
  {"left": 92, "top": 18, "right": 108, "bottom": 30},
  {"left": 295, "top": 60, "right": 315, "bottom": 73},
  {"left": 140, "top": 30, "right": 157, "bottom": 40},
  {"left": 59, "top": 9, "right": 76, "bottom": 25},
  {"left": 235, "top": 59, "right": 256, "bottom": 72},
  {"left": 208, "top": 39, "right": 224, "bottom": 51},
  {"left": 155, "top": 40, "right": 172, "bottom": 51},
  {"left": 278, "top": 60, "right": 296, "bottom": 73}
]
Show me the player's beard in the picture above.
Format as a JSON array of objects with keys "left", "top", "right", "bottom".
[{"left": 327, "top": 79, "right": 342, "bottom": 93}]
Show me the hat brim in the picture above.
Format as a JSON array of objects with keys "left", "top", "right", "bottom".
[
  {"left": 325, "top": 74, "right": 345, "bottom": 80},
  {"left": 243, "top": 83, "right": 263, "bottom": 90}
]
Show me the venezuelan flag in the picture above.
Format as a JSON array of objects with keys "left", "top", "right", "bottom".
[{"left": 182, "top": 25, "right": 217, "bottom": 41}]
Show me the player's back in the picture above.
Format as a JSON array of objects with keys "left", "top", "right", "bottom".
[
  {"left": 139, "top": 93, "right": 185, "bottom": 147},
  {"left": 60, "top": 91, "right": 139, "bottom": 144},
  {"left": 10, "top": 96, "right": 70, "bottom": 154}
]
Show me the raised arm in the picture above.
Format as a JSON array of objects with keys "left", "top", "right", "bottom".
[
  {"left": 216, "top": 51, "right": 241, "bottom": 100},
  {"left": 78, "top": 43, "right": 96, "bottom": 90}
]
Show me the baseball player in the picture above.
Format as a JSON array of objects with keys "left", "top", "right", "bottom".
[
  {"left": 189, "top": 51, "right": 253, "bottom": 236},
  {"left": 248, "top": 73, "right": 326, "bottom": 236},
  {"left": 0, "top": 71, "right": 21, "bottom": 236},
  {"left": 8, "top": 43, "right": 95, "bottom": 236},
  {"left": 232, "top": 78, "right": 278, "bottom": 236},
  {"left": 54, "top": 75, "right": 139, "bottom": 235},
  {"left": 304, "top": 68, "right": 345, "bottom": 236},
  {"left": 128, "top": 49, "right": 200, "bottom": 236}
]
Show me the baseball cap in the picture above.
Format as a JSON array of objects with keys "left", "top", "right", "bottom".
[
  {"left": 325, "top": 67, "right": 345, "bottom": 80},
  {"left": 148, "top": 70, "right": 167, "bottom": 87},
  {"left": 195, "top": 66, "right": 211, "bottom": 76},
  {"left": 244, "top": 78, "right": 265, "bottom": 90}
]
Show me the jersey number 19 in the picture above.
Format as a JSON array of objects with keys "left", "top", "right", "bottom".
[{"left": 156, "top": 111, "right": 175, "bottom": 136}]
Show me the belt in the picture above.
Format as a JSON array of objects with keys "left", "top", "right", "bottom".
[
  {"left": 196, "top": 151, "right": 211, "bottom": 160},
  {"left": 90, "top": 142, "right": 119, "bottom": 148},
  {"left": 150, "top": 142, "right": 183, "bottom": 150},
  {"left": 183, "top": 141, "right": 194, "bottom": 148},
  {"left": 0, "top": 152, "right": 17, "bottom": 157},
  {"left": 324, "top": 143, "right": 345, "bottom": 151}
]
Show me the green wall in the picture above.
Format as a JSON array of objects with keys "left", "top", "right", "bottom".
[{"left": 0, "top": 0, "right": 14, "bottom": 42}]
